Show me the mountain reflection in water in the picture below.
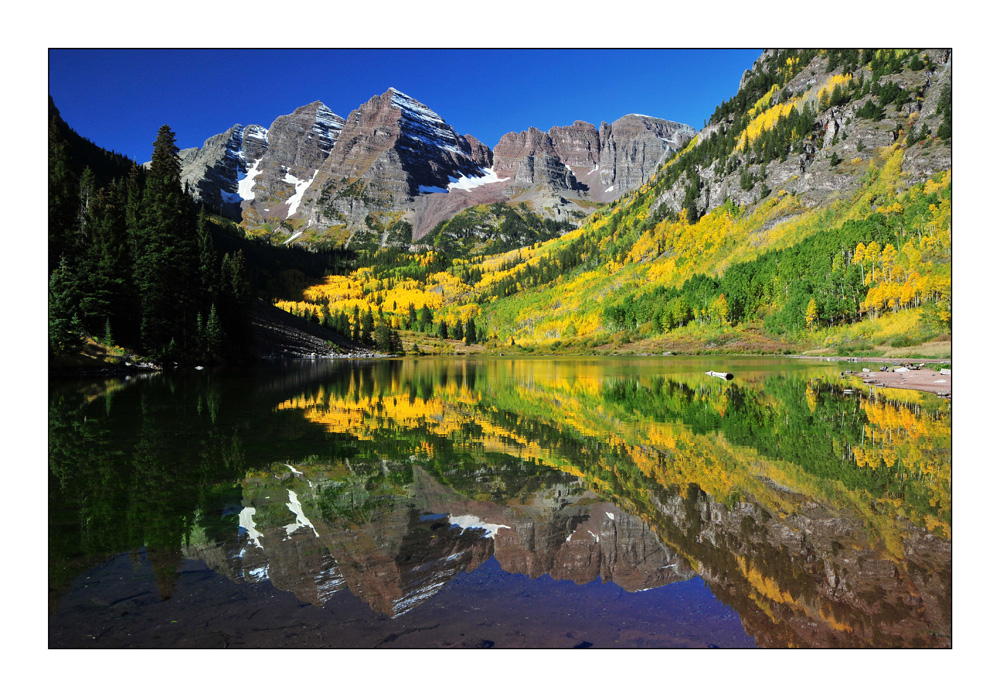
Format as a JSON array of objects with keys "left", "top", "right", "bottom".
[{"left": 48, "top": 357, "right": 951, "bottom": 648}]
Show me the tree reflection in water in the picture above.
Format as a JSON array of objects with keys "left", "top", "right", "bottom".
[{"left": 49, "top": 357, "right": 951, "bottom": 647}]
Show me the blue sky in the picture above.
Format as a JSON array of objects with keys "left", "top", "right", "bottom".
[{"left": 48, "top": 48, "right": 760, "bottom": 163}]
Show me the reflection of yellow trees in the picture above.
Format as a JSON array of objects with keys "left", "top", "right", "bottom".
[
  {"left": 278, "top": 362, "right": 950, "bottom": 552},
  {"left": 359, "top": 361, "right": 946, "bottom": 645},
  {"left": 274, "top": 362, "right": 950, "bottom": 633},
  {"left": 738, "top": 555, "right": 798, "bottom": 606},
  {"left": 850, "top": 390, "right": 951, "bottom": 537},
  {"left": 736, "top": 554, "right": 854, "bottom": 636},
  {"left": 275, "top": 374, "right": 550, "bottom": 463},
  {"left": 805, "top": 384, "right": 818, "bottom": 413}
]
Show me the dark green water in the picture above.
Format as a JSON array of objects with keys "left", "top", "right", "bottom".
[{"left": 48, "top": 357, "right": 951, "bottom": 648}]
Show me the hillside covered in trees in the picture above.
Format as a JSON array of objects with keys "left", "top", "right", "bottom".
[
  {"left": 266, "top": 49, "right": 951, "bottom": 357},
  {"left": 49, "top": 49, "right": 952, "bottom": 364}
]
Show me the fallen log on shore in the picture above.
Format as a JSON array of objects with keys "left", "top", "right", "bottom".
[{"left": 706, "top": 371, "right": 734, "bottom": 380}]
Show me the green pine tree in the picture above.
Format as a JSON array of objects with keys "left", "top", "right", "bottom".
[
  {"left": 361, "top": 308, "right": 375, "bottom": 345},
  {"left": 133, "top": 125, "right": 198, "bottom": 356},
  {"left": 48, "top": 116, "right": 79, "bottom": 272},
  {"left": 464, "top": 317, "right": 477, "bottom": 345},
  {"left": 49, "top": 257, "right": 85, "bottom": 355}
]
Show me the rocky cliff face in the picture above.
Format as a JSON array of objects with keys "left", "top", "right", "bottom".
[
  {"left": 646, "top": 484, "right": 951, "bottom": 648},
  {"left": 597, "top": 115, "right": 696, "bottom": 195},
  {"left": 180, "top": 88, "right": 694, "bottom": 247},
  {"left": 652, "top": 49, "right": 952, "bottom": 219},
  {"left": 240, "top": 101, "right": 345, "bottom": 223},
  {"left": 298, "top": 88, "right": 493, "bottom": 232},
  {"left": 493, "top": 126, "right": 575, "bottom": 189},
  {"left": 182, "top": 450, "right": 949, "bottom": 647},
  {"left": 491, "top": 116, "right": 696, "bottom": 202},
  {"left": 177, "top": 123, "right": 267, "bottom": 219}
]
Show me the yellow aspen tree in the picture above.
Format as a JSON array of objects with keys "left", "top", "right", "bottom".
[
  {"left": 865, "top": 241, "right": 881, "bottom": 282},
  {"left": 881, "top": 243, "right": 897, "bottom": 282},
  {"left": 852, "top": 242, "right": 867, "bottom": 278},
  {"left": 712, "top": 293, "right": 729, "bottom": 325},
  {"left": 805, "top": 298, "right": 818, "bottom": 330}
]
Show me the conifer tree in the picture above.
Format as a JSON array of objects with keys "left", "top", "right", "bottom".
[
  {"left": 206, "top": 303, "right": 224, "bottom": 357},
  {"left": 351, "top": 307, "right": 361, "bottom": 343},
  {"left": 197, "top": 208, "right": 218, "bottom": 306},
  {"left": 49, "top": 257, "right": 84, "bottom": 355},
  {"left": 374, "top": 322, "right": 394, "bottom": 353},
  {"left": 133, "top": 125, "right": 198, "bottom": 355},
  {"left": 49, "top": 117, "right": 78, "bottom": 272},
  {"left": 78, "top": 180, "right": 131, "bottom": 341},
  {"left": 361, "top": 308, "right": 375, "bottom": 345},
  {"left": 464, "top": 317, "right": 477, "bottom": 345}
]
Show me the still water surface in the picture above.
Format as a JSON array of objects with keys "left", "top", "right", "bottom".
[{"left": 48, "top": 357, "right": 951, "bottom": 648}]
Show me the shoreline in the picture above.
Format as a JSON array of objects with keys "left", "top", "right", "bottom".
[
  {"left": 842, "top": 366, "right": 951, "bottom": 399},
  {"left": 49, "top": 352, "right": 953, "bottom": 399},
  {"left": 788, "top": 354, "right": 950, "bottom": 364}
]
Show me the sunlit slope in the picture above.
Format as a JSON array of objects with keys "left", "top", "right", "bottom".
[{"left": 276, "top": 49, "right": 950, "bottom": 354}]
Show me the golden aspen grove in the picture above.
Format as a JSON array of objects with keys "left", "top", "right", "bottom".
[
  {"left": 48, "top": 47, "right": 954, "bottom": 652},
  {"left": 265, "top": 49, "right": 950, "bottom": 360}
]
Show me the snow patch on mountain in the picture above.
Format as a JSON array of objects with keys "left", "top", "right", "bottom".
[
  {"left": 237, "top": 159, "right": 263, "bottom": 200},
  {"left": 447, "top": 168, "right": 509, "bottom": 192},
  {"left": 283, "top": 171, "right": 313, "bottom": 216},
  {"left": 231, "top": 124, "right": 269, "bottom": 201},
  {"left": 283, "top": 230, "right": 306, "bottom": 245}
]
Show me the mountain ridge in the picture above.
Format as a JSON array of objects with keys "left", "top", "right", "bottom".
[
  {"left": 264, "top": 48, "right": 951, "bottom": 359},
  {"left": 172, "top": 87, "right": 695, "bottom": 247}
]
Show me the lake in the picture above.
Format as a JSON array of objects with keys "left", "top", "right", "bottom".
[{"left": 48, "top": 356, "right": 951, "bottom": 648}]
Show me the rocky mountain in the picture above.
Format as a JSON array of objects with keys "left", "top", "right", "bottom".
[
  {"left": 175, "top": 101, "right": 345, "bottom": 226},
  {"left": 177, "top": 88, "right": 695, "bottom": 247},
  {"left": 177, "top": 123, "right": 268, "bottom": 219},
  {"left": 299, "top": 88, "right": 493, "bottom": 236},
  {"left": 492, "top": 115, "right": 695, "bottom": 198},
  {"left": 654, "top": 48, "right": 952, "bottom": 217},
  {"left": 239, "top": 101, "right": 345, "bottom": 226}
]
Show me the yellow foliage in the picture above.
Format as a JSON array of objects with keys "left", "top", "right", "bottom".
[
  {"left": 736, "top": 73, "right": 851, "bottom": 151},
  {"left": 749, "top": 84, "right": 780, "bottom": 118}
]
